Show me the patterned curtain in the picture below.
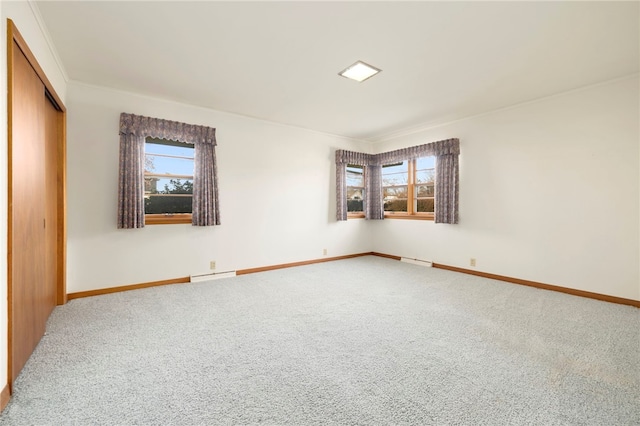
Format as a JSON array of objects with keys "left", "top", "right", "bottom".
[
  {"left": 193, "top": 143, "right": 221, "bottom": 226},
  {"left": 117, "top": 113, "right": 219, "bottom": 228},
  {"left": 435, "top": 154, "right": 459, "bottom": 224},
  {"left": 336, "top": 161, "right": 347, "bottom": 221},
  {"left": 334, "top": 139, "right": 459, "bottom": 223},
  {"left": 335, "top": 150, "right": 372, "bottom": 221},
  {"left": 119, "top": 113, "right": 216, "bottom": 144},
  {"left": 117, "top": 133, "right": 145, "bottom": 228},
  {"left": 365, "top": 165, "right": 383, "bottom": 220}
]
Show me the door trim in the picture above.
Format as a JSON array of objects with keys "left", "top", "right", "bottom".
[{"left": 6, "top": 19, "right": 67, "bottom": 394}]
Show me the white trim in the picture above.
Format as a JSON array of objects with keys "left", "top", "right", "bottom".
[
  {"left": 190, "top": 271, "right": 236, "bottom": 283},
  {"left": 400, "top": 257, "right": 433, "bottom": 268}
]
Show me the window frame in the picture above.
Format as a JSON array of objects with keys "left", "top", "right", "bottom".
[
  {"left": 383, "top": 157, "right": 435, "bottom": 221},
  {"left": 346, "top": 163, "right": 366, "bottom": 219},
  {"left": 144, "top": 137, "right": 195, "bottom": 225}
]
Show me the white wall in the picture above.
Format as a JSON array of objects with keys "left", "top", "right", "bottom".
[
  {"left": 66, "top": 82, "right": 371, "bottom": 293},
  {"left": 1, "top": 4, "right": 638, "bottom": 400},
  {"left": 371, "top": 76, "right": 640, "bottom": 301},
  {"left": 1, "top": 0, "right": 68, "bottom": 394}
]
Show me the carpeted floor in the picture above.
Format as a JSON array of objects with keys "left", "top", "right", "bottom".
[{"left": 1, "top": 256, "right": 638, "bottom": 425}]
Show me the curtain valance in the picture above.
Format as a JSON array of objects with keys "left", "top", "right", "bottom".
[
  {"left": 335, "top": 150, "right": 374, "bottom": 166},
  {"left": 372, "top": 138, "right": 459, "bottom": 165},
  {"left": 119, "top": 113, "right": 217, "bottom": 145}
]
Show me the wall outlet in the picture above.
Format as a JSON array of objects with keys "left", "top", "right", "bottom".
[
  {"left": 470, "top": 258, "right": 476, "bottom": 267},
  {"left": 210, "top": 260, "right": 216, "bottom": 270},
  {"left": 323, "top": 248, "right": 327, "bottom": 256}
]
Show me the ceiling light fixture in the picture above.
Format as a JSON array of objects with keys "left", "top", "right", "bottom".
[{"left": 339, "top": 60, "right": 381, "bottom": 82}]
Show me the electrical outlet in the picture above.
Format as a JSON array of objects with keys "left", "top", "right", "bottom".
[
  {"left": 210, "top": 261, "right": 216, "bottom": 270},
  {"left": 323, "top": 248, "right": 328, "bottom": 256},
  {"left": 470, "top": 258, "right": 476, "bottom": 267}
]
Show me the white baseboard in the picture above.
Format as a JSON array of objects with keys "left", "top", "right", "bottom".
[
  {"left": 400, "top": 257, "right": 433, "bottom": 267},
  {"left": 190, "top": 271, "right": 236, "bottom": 283}
]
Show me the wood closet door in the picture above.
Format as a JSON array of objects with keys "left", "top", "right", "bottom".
[
  {"left": 44, "top": 95, "right": 59, "bottom": 322},
  {"left": 10, "top": 42, "right": 55, "bottom": 383}
]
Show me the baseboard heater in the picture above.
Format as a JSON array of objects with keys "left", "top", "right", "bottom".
[
  {"left": 190, "top": 271, "right": 236, "bottom": 283},
  {"left": 400, "top": 257, "right": 433, "bottom": 267}
]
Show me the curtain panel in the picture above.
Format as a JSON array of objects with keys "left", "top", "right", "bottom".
[
  {"left": 117, "top": 133, "right": 145, "bottom": 229},
  {"left": 435, "top": 154, "right": 459, "bottom": 224},
  {"left": 365, "top": 165, "right": 384, "bottom": 220},
  {"left": 335, "top": 150, "right": 374, "bottom": 220},
  {"left": 192, "top": 142, "right": 221, "bottom": 226},
  {"left": 117, "top": 113, "right": 220, "bottom": 228},
  {"left": 335, "top": 138, "right": 459, "bottom": 223}
]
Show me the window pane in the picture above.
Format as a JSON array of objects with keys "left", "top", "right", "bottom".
[
  {"left": 145, "top": 195, "right": 193, "bottom": 214},
  {"left": 384, "top": 186, "right": 408, "bottom": 198},
  {"left": 144, "top": 139, "right": 195, "bottom": 215},
  {"left": 415, "top": 157, "right": 435, "bottom": 184},
  {"left": 416, "top": 156, "right": 435, "bottom": 169},
  {"left": 385, "top": 199, "right": 408, "bottom": 212},
  {"left": 416, "top": 184, "right": 434, "bottom": 197},
  {"left": 382, "top": 161, "right": 408, "bottom": 186},
  {"left": 382, "top": 172, "right": 409, "bottom": 186},
  {"left": 347, "top": 187, "right": 363, "bottom": 200},
  {"left": 384, "top": 185, "right": 408, "bottom": 212},
  {"left": 145, "top": 141, "right": 194, "bottom": 157},
  {"left": 347, "top": 199, "right": 364, "bottom": 212},
  {"left": 347, "top": 183, "right": 364, "bottom": 213},
  {"left": 145, "top": 154, "right": 194, "bottom": 176},
  {"left": 415, "top": 168, "right": 435, "bottom": 184},
  {"left": 145, "top": 140, "right": 194, "bottom": 178},
  {"left": 145, "top": 177, "right": 193, "bottom": 195},
  {"left": 417, "top": 198, "right": 434, "bottom": 213},
  {"left": 346, "top": 165, "right": 364, "bottom": 187},
  {"left": 382, "top": 161, "right": 407, "bottom": 174}
]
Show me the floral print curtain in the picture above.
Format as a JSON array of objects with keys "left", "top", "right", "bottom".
[{"left": 117, "top": 133, "right": 146, "bottom": 228}]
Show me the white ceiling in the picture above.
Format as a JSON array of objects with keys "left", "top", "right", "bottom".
[{"left": 34, "top": 1, "right": 639, "bottom": 142}]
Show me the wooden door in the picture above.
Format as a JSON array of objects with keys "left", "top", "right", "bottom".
[
  {"left": 7, "top": 19, "right": 67, "bottom": 396},
  {"left": 10, "top": 42, "right": 49, "bottom": 383}
]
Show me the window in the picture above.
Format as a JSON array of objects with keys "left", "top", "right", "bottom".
[
  {"left": 382, "top": 156, "right": 435, "bottom": 219},
  {"left": 144, "top": 138, "right": 194, "bottom": 224},
  {"left": 335, "top": 138, "right": 458, "bottom": 224},
  {"left": 118, "top": 113, "right": 220, "bottom": 229},
  {"left": 346, "top": 164, "right": 365, "bottom": 217},
  {"left": 382, "top": 161, "right": 408, "bottom": 213}
]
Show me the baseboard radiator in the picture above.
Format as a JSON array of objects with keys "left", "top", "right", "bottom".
[
  {"left": 400, "top": 257, "right": 433, "bottom": 267},
  {"left": 190, "top": 271, "right": 237, "bottom": 283}
]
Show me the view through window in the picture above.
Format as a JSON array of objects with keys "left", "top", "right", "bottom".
[
  {"left": 144, "top": 138, "right": 194, "bottom": 216},
  {"left": 346, "top": 164, "right": 365, "bottom": 215},
  {"left": 382, "top": 156, "right": 435, "bottom": 217}
]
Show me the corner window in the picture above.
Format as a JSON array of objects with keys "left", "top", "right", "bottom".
[
  {"left": 382, "top": 161, "right": 408, "bottom": 213},
  {"left": 144, "top": 137, "right": 194, "bottom": 224},
  {"left": 346, "top": 164, "right": 365, "bottom": 218},
  {"left": 382, "top": 156, "right": 435, "bottom": 219}
]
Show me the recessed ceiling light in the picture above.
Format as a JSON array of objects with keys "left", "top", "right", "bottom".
[{"left": 339, "top": 61, "right": 381, "bottom": 82}]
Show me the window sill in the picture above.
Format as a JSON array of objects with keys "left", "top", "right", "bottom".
[
  {"left": 347, "top": 213, "right": 365, "bottom": 219},
  {"left": 145, "top": 214, "right": 192, "bottom": 225},
  {"left": 384, "top": 214, "right": 434, "bottom": 221}
]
